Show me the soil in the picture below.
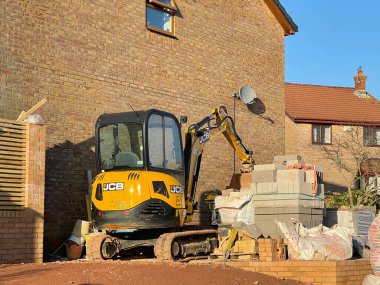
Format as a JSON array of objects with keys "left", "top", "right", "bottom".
[{"left": 0, "top": 259, "right": 305, "bottom": 285}]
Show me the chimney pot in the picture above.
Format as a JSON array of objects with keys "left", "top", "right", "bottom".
[{"left": 354, "top": 66, "right": 367, "bottom": 91}]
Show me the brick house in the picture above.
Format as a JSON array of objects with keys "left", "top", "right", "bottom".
[
  {"left": 0, "top": 0, "right": 297, "bottom": 259},
  {"left": 285, "top": 69, "right": 380, "bottom": 193}
]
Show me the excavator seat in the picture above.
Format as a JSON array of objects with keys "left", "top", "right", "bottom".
[{"left": 115, "top": 152, "right": 140, "bottom": 167}]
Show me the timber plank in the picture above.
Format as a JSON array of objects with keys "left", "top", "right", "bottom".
[
  {"left": 0, "top": 159, "right": 24, "bottom": 166},
  {"left": 0, "top": 164, "right": 26, "bottom": 170},
  {"left": 0, "top": 155, "right": 25, "bottom": 161},
  {"left": 0, "top": 187, "right": 24, "bottom": 192},
  {"left": 0, "top": 150, "right": 26, "bottom": 156},
  {"left": 0, "top": 118, "right": 25, "bottom": 125},
  {"left": 0, "top": 201, "right": 24, "bottom": 206},
  {"left": 0, "top": 132, "right": 26, "bottom": 139},
  {"left": 0, "top": 146, "right": 26, "bottom": 152},
  {"left": 0, "top": 172, "right": 24, "bottom": 178},
  {"left": 0, "top": 206, "right": 24, "bottom": 210},
  {"left": 0, "top": 137, "right": 26, "bottom": 143},
  {"left": 0, "top": 195, "right": 25, "bottom": 201},
  {"left": 0, "top": 169, "right": 25, "bottom": 174},
  {"left": 0, "top": 140, "right": 24, "bottom": 147},
  {"left": 0, "top": 122, "right": 26, "bottom": 130},
  {"left": 0, "top": 182, "right": 25, "bottom": 188},
  {"left": 0, "top": 191, "right": 25, "bottom": 197},
  {"left": 0, "top": 127, "right": 25, "bottom": 134},
  {"left": 0, "top": 178, "right": 25, "bottom": 183}
]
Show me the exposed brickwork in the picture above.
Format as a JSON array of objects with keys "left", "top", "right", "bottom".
[
  {"left": 226, "top": 259, "right": 372, "bottom": 285},
  {"left": 0, "top": 1, "right": 287, "bottom": 256},
  {"left": 258, "top": 238, "right": 286, "bottom": 261},
  {"left": 0, "top": 122, "right": 46, "bottom": 263}
]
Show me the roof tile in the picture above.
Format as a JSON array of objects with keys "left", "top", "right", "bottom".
[{"left": 285, "top": 83, "right": 380, "bottom": 126}]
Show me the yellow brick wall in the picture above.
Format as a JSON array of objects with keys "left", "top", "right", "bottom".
[
  {"left": 227, "top": 259, "right": 372, "bottom": 285},
  {"left": 0, "top": 0, "right": 287, "bottom": 255}
]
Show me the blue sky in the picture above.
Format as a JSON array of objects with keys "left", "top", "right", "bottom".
[{"left": 281, "top": 0, "right": 380, "bottom": 99}]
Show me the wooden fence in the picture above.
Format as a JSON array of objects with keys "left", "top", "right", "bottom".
[{"left": 0, "top": 118, "right": 27, "bottom": 210}]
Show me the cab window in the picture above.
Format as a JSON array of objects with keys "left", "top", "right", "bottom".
[
  {"left": 148, "top": 114, "right": 183, "bottom": 171},
  {"left": 99, "top": 123, "right": 144, "bottom": 171}
]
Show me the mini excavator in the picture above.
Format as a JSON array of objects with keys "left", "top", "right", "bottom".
[{"left": 86, "top": 87, "right": 256, "bottom": 261}]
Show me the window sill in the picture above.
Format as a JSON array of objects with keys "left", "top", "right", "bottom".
[
  {"left": 146, "top": 25, "right": 177, "bottom": 39},
  {"left": 312, "top": 142, "right": 332, "bottom": 145}
]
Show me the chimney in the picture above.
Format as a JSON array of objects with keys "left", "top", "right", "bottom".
[{"left": 353, "top": 66, "right": 367, "bottom": 91}]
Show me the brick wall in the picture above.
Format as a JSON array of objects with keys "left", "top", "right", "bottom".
[
  {"left": 285, "top": 116, "right": 365, "bottom": 192},
  {"left": 227, "top": 259, "right": 372, "bottom": 285},
  {"left": 0, "top": 123, "right": 46, "bottom": 263},
  {"left": 0, "top": 0, "right": 287, "bottom": 256}
]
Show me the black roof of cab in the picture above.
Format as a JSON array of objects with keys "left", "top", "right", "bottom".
[
  {"left": 96, "top": 110, "right": 147, "bottom": 128},
  {"left": 96, "top": 109, "right": 181, "bottom": 129}
]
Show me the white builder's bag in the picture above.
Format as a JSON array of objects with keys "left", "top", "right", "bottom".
[{"left": 276, "top": 221, "right": 352, "bottom": 261}]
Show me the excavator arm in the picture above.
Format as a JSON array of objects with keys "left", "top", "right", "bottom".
[{"left": 183, "top": 106, "right": 254, "bottom": 217}]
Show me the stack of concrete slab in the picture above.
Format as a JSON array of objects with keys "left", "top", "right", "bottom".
[
  {"left": 216, "top": 154, "right": 325, "bottom": 237},
  {"left": 324, "top": 207, "right": 375, "bottom": 246}
]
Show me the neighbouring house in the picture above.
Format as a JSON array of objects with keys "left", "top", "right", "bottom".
[
  {"left": 285, "top": 68, "right": 380, "bottom": 193},
  {"left": 0, "top": 0, "right": 297, "bottom": 261}
]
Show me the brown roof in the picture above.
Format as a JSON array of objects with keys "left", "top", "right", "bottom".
[{"left": 285, "top": 83, "right": 380, "bottom": 126}]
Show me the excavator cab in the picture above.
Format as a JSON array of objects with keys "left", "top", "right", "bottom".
[{"left": 96, "top": 109, "right": 184, "bottom": 178}]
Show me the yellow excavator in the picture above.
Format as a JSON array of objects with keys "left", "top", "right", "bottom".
[{"left": 86, "top": 90, "right": 255, "bottom": 261}]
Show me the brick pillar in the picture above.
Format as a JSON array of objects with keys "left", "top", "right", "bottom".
[
  {"left": 25, "top": 122, "right": 46, "bottom": 263},
  {"left": 0, "top": 122, "right": 46, "bottom": 264}
]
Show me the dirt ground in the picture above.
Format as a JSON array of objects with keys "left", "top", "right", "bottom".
[{"left": 0, "top": 259, "right": 305, "bottom": 285}]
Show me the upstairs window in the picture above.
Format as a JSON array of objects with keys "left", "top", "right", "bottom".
[
  {"left": 312, "top": 124, "right": 332, "bottom": 144},
  {"left": 364, "top": 127, "right": 380, "bottom": 146},
  {"left": 146, "top": 0, "right": 177, "bottom": 36}
]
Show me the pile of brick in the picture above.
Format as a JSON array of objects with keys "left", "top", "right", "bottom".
[
  {"left": 258, "top": 238, "right": 286, "bottom": 262},
  {"left": 212, "top": 228, "right": 260, "bottom": 260}
]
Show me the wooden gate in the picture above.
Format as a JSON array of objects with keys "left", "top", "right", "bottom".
[{"left": 0, "top": 118, "right": 26, "bottom": 210}]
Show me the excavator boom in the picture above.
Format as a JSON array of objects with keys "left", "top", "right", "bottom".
[{"left": 183, "top": 106, "right": 253, "bottom": 217}]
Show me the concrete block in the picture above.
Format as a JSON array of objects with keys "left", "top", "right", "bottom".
[
  {"left": 240, "top": 188, "right": 255, "bottom": 196},
  {"left": 259, "top": 182, "right": 278, "bottom": 194},
  {"left": 228, "top": 173, "right": 251, "bottom": 190},
  {"left": 277, "top": 169, "right": 305, "bottom": 182},
  {"left": 255, "top": 207, "right": 312, "bottom": 215},
  {"left": 254, "top": 164, "right": 287, "bottom": 171},
  {"left": 222, "top": 189, "right": 235, "bottom": 196},
  {"left": 305, "top": 170, "right": 315, "bottom": 184},
  {"left": 251, "top": 193, "right": 324, "bottom": 208},
  {"left": 286, "top": 159, "right": 304, "bottom": 166},
  {"left": 252, "top": 170, "right": 277, "bottom": 183},
  {"left": 277, "top": 181, "right": 313, "bottom": 195},
  {"left": 274, "top": 154, "right": 303, "bottom": 162},
  {"left": 311, "top": 208, "right": 323, "bottom": 215}
]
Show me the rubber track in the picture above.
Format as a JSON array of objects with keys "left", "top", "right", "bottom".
[
  {"left": 86, "top": 234, "right": 108, "bottom": 261},
  {"left": 154, "top": 229, "right": 217, "bottom": 261}
]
